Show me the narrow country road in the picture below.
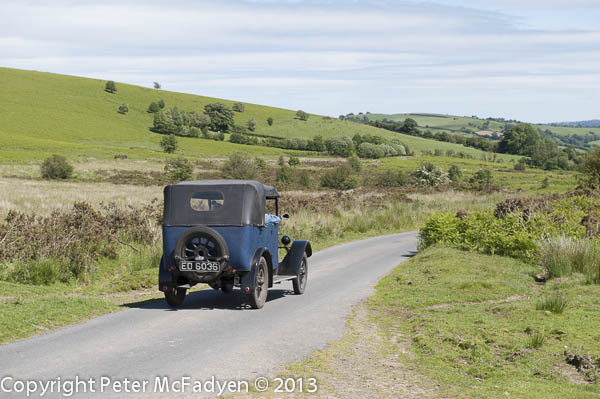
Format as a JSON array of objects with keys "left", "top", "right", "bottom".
[{"left": 0, "top": 231, "right": 418, "bottom": 398}]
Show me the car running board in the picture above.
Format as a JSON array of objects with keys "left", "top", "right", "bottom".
[{"left": 272, "top": 275, "right": 297, "bottom": 284}]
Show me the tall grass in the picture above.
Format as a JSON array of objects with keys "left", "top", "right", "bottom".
[
  {"left": 538, "top": 236, "right": 600, "bottom": 282},
  {"left": 535, "top": 296, "right": 568, "bottom": 314}
]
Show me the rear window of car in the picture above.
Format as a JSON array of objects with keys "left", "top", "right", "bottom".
[{"left": 190, "top": 191, "right": 224, "bottom": 212}]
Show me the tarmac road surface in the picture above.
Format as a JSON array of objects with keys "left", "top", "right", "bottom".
[{"left": 0, "top": 231, "right": 418, "bottom": 398}]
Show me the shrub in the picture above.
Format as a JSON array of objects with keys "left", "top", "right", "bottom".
[
  {"left": 541, "top": 177, "right": 549, "bottom": 189},
  {"left": 255, "top": 157, "right": 267, "bottom": 169},
  {"left": 348, "top": 155, "right": 362, "bottom": 172},
  {"left": 230, "top": 133, "right": 259, "bottom": 145},
  {"left": 278, "top": 155, "right": 285, "bottom": 166},
  {"left": 325, "top": 136, "right": 354, "bottom": 157},
  {"left": 41, "top": 155, "right": 74, "bottom": 180},
  {"left": 158, "top": 99, "right": 165, "bottom": 109},
  {"left": 299, "top": 170, "right": 311, "bottom": 187},
  {"left": 448, "top": 165, "right": 462, "bottom": 183},
  {"left": 514, "top": 159, "right": 527, "bottom": 171},
  {"left": 470, "top": 169, "right": 493, "bottom": 185},
  {"left": 357, "top": 142, "right": 385, "bottom": 159},
  {"left": 104, "top": 80, "right": 116, "bottom": 93},
  {"left": 376, "top": 170, "right": 409, "bottom": 187},
  {"left": 413, "top": 163, "right": 450, "bottom": 187},
  {"left": 381, "top": 144, "right": 398, "bottom": 157},
  {"left": 288, "top": 156, "right": 300, "bottom": 167},
  {"left": 160, "top": 134, "right": 178, "bottom": 153},
  {"left": 277, "top": 166, "right": 293, "bottom": 183},
  {"left": 247, "top": 119, "right": 256, "bottom": 131},
  {"left": 164, "top": 157, "right": 194, "bottom": 181},
  {"left": 267, "top": 117, "right": 273, "bottom": 126},
  {"left": 296, "top": 110, "right": 309, "bottom": 121},
  {"left": 0, "top": 202, "right": 161, "bottom": 283},
  {"left": 221, "top": 152, "right": 260, "bottom": 180},
  {"left": 232, "top": 102, "right": 245, "bottom": 112},
  {"left": 390, "top": 143, "right": 406, "bottom": 156},
  {"left": 320, "top": 165, "right": 359, "bottom": 190},
  {"left": 117, "top": 104, "right": 129, "bottom": 114},
  {"left": 536, "top": 296, "right": 568, "bottom": 314}
]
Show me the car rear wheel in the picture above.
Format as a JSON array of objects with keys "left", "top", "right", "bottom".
[
  {"left": 164, "top": 286, "right": 186, "bottom": 307},
  {"left": 247, "top": 257, "right": 269, "bottom": 309},
  {"left": 292, "top": 254, "right": 308, "bottom": 295}
]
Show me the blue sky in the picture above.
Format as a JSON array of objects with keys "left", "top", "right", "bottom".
[{"left": 1, "top": 0, "right": 598, "bottom": 123}]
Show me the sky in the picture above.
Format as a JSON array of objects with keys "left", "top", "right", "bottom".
[{"left": 1, "top": 0, "right": 599, "bottom": 123}]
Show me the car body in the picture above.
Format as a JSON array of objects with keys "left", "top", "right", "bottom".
[{"left": 159, "top": 180, "right": 311, "bottom": 308}]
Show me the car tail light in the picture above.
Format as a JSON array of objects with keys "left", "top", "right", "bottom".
[{"left": 244, "top": 287, "right": 250, "bottom": 292}]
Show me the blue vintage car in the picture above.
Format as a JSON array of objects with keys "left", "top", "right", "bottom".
[{"left": 159, "top": 180, "right": 312, "bottom": 309}]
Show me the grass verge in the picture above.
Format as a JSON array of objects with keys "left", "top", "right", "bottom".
[{"left": 243, "top": 247, "right": 600, "bottom": 398}]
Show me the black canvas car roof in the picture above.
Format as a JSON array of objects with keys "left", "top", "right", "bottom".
[{"left": 163, "top": 180, "right": 279, "bottom": 227}]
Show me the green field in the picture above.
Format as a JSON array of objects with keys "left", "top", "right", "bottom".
[{"left": 0, "top": 68, "right": 520, "bottom": 162}]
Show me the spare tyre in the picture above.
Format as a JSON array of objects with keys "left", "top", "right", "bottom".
[{"left": 174, "top": 226, "right": 229, "bottom": 283}]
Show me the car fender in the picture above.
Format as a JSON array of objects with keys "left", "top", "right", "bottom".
[
  {"left": 278, "top": 240, "right": 312, "bottom": 276},
  {"left": 158, "top": 255, "right": 172, "bottom": 291},
  {"left": 241, "top": 247, "right": 274, "bottom": 292}
]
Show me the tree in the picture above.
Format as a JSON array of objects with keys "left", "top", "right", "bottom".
[
  {"left": 160, "top": 134, "right": 178, "bottom": 153},
  {"left": 267, "top": 117, "right": 273, "bottom": 126},
  {"left": 41, "top": 155, "right": 74, "bottom": 180},
  {"left": 158, "top": 99, "right": 166, "bottom": 109},
  {"left": 147, "top": 102, "right": 160, "bottom": 113},
  {"left": 164, "top": 157, "right": 193, "bottom": 181},
  {"left": 153, "top": 110, "right": 176, "bottom": 134},
  {"left": 104, "top": 81, "right": 117, "bottom": 93},
  {"left": 296, "top": 110, "right": 309, "bottom": 121},
  {"left": 204, "top": 103, "right": 235, "bottom": 132},
  {"left": 247, "top": 119, "right": 256, "bottom": 131},
  {"left": 153, "top": 82, "right": 161, "bottom": 89},
  {"left": 402, "top": 118, "right": 419, "bottom": 134},
  {"left": 232, "top": 102, "right": 245, "bottom": 112},
  {"left": 498, "top": 124, "right": 540, "bottom": 156},
  {"left": 117, "top": 104, "right": 129, "bottom": 114},
  {"left": 580, "top": 147, "right": 600, "bottom": 188}
]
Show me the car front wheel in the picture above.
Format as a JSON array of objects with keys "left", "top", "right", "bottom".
[
  {"left": 164, "top": 287, "right": 186, "bottom": 307},
  {"left": 292, "top": 254, "right": 308, "bottom": 295},
  {"left": 247, "top": 257, "right": 269, "bottom": 309}
]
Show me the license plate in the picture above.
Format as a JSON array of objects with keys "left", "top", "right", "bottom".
[{"left": 179, "top": 261, "right": 220, "bottom": 273}]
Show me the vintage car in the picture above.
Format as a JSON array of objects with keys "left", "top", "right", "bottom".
[{"left": 159, "top": 180, "right": 311, "bottom": 309}]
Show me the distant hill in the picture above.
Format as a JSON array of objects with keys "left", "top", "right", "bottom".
[
  {"left": 550, "top": 120, "right": 600, "bottom": 128},
  {"left": 0, "top": 68, "right": 518, "bottom": 161},
  {"left": 343, "top": 112, "right": 600, "bottom": 149}
]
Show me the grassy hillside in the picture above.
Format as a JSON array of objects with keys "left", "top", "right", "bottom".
[{"left": 0, "top": 68, "right": 518, "bottom": 162}]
